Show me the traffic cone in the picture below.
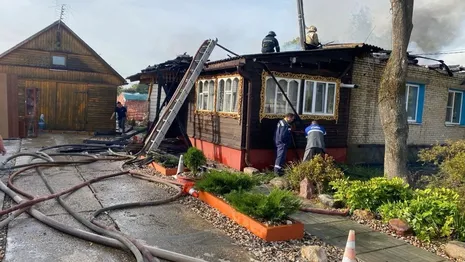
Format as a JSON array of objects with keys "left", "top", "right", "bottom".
[{"left": 342, "top": 230, "right": 356, "bottom": 262}]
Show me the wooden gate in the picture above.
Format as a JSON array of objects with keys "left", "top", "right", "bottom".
[{"left": 55, "top": 83, "right": 88, "bottom": 130}]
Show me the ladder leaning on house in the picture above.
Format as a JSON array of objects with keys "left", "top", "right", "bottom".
[{"left": 140, "top": 39, "right": 217, "bottom": 154}]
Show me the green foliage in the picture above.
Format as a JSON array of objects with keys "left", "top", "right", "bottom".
[
  {"left": 378, "top": 188, "right": 460, "bottom": 241},
  {"left": 338, "top": 164, "right": 384, "bottom": 181},
  {"left": 118, "top": 84, "right": 150, "bottom": 95},
  {"left": 418, "top": 140, "right": 465, "bottom": 210},
  {"left": 286, "top": 154, "right": 344, "bottom": 194},
  {"left": 454, "top": 213, "right": 465, "bottom": 241},
  {"left": 254, "top": 172, "right": 278, "bottom": 184},
  {"left": 147, "top": 152, "right": 179, "bottom": 168},
  {"left": 418, "top": 140, "right": 465, "bottom": 165},
  {"left": 330, "top": 177, "right": 412, "bottom": 212},
  {"left": 195, "top": 170, "right": 257, "bottom": 195},
  {"left": 184, "top": 147, "right": 207, "bottom": 174},
  {"left": 225, "top": 189, "right": 302, "bottom": 223}
]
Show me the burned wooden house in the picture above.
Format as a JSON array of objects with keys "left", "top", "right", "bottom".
[
  {"left": 131, "top": 42, "right": 465, "bottom": 170},
  {"left": 0, "top": 20, "right": 125, "bottom": 137},
  {"left": 184, "top": 43, "right": 382, "bottom": 170}
]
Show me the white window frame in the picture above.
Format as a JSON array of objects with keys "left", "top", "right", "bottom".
[
  {"left": 197, "top": 79, "right": 215, "bottom": 111},
  {"left": 217, "top": 77, "right": 240, "bottom": 113},
  {"left": 446, "top": 90, "right": 463, "bottom": 125},
  {"left": 405, "top": 84, "right": 420, "bottom": 122},
  {"left": 302, "top": 80, "right": 337, "bottom": 116},
  {"left": 52, "top": 55, "right": 66, "bottom": 66},
  {"left": 264, "top": 77, "right": 301, "bottom": 115}
]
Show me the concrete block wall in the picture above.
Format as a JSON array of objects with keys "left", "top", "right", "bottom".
[{"left": 348, "top": 56, "right": 465, "bottom": 163}]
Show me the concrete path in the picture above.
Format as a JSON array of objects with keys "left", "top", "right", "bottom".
[
  {"left": 0, "top": 134, "right": 250, "bottom": 262},
  {"left": 290, "top": 211, "right": 447, "bottom": 262}
]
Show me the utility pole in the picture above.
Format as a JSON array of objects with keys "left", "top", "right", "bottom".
[{"left": 296, "top": 0, "right": 306, "bottom": 50}]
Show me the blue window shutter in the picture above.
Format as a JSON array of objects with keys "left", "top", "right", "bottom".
[
  {"left": 460, "top": 91, "right": 465, "bottom": 126},
  {"left": 416, "top": 84, "right": 425, "bottom": 123}
]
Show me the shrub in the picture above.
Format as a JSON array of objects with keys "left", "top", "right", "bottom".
[
  {"left": 195, "top": 170, "right": 257, "bottom": 195},
  {"left": 454, "top": 213, "right": 465, "bottom": 242},
  {"left": 418, "top": 140, "right": 465, "bottom": 210},
  {"left": 184, "top": 147, "right": 207, "bottom": 174},
  {"left": 338, "top": 164, "right": 384, "bottom": 181},
  {"left": 147, "top": 152, "right": 178, "bottom": 168},
  {"left": 286, "top": 154, "right": 344, "bottom": 193},
  {"left": 378, "top": 188, "right": 460, "bottom": 241},
  {"left": 225, "top": 189, "right": 302, "bottom": 223},
  {"left": 330, "top": 177, "right": 412, "bottom": 212}
]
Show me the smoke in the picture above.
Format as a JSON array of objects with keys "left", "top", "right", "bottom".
[
  {"left": 411, "top": 0, "right": 465, "bottom": 53},
  {"left": 301, "top": 0, "right": 465, "bottom": 60}
]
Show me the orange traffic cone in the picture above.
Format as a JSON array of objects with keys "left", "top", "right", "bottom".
[{"left": 342, "top": 230, "right": 356, "bottom": 262}]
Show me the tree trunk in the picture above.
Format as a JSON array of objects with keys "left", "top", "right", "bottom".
[{"left": 378, "top": 0, "right": 414, "bottom": 181}]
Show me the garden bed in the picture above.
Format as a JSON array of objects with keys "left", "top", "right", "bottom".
[
  {"left": 198, "top": 191, "right": 304, "bottom": 242},
  {"left": 145, "top": 152, "right": 187, "bottom": 176}
]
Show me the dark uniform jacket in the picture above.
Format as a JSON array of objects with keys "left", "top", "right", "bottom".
[
  {"left": 274, "top": 119, "right": 291, "bottom": 146},
  {"left": 261, "top": 35, "right": 280, "bottom": 53}
]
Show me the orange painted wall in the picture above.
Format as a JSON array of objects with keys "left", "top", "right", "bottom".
[
  {"left": 189, "top": 137, "right": 346, "bottom": 171},
  {"left": 189, "top": 138, "right": 244, "bottom": 170}
]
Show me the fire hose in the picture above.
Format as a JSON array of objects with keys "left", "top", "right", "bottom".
[{"left": 0, "top": 146, "right": 206, "bottom": 262}]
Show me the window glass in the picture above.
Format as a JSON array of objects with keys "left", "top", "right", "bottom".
[
  {"left": 407, "top": 85, "right": 418, "bottom": 121},
  {"left": 232, "top": 78, "right": 239, "bottom": 112},
  {"left": 315, "top": 82, "right": 325, "bottom": 113},
  {"left": 265, "top": 78, "right": 276, "bottom": 113},
  {"left": 304, "top": 81, "right": 314, "bottom": 113},
  {"left": 52, "top": 56, "right": 66, "bottom": 66},
  {"left": 217, "top": 80, "right": 225, "bottom": 112},
  {"left": 453, "top": 92, "right": 462, "bottom": 123},
  {"left": 327, "top": 83, "right": 335, "bottom": 114}
]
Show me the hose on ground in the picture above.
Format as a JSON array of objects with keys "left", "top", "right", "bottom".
[
  {"left": 0, "top": 178, "right": 205, "bottom": 262},
  {"left": 1, "top": 148, "right": 206, "bottom": 262},
  {"left": 31, "top": 155, "right": 149, "bottom": 262}
]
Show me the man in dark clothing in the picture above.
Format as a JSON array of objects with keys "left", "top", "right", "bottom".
[
  {"left": 261, "top": 31, "right": 280, "bottom": 53},
  {"left": 303, "top": 120, "right": 326, "bottom": 161},
  {"left": 274, "top": 113, "right": 295, "bottom": 175},
  {"left": 111, "top": 102, "right": 127, "bottom": 133}
]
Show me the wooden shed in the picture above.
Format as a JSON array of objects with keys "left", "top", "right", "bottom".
[
  {"left": 186, "top": 44, "right": 382, "bottom": 170},
  {"left": 0, "top": 20, "right": 126, "bottom": 137}
]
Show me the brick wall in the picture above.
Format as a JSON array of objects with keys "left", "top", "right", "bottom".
[
  {"left": 116, "top": 93, "right": 148, "bottom": 121},
  {"left": 348, "top": 56, "right": 465, "bottom": 163}
]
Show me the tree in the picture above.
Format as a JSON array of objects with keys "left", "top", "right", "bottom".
[{"left": 378, "top": 0, "right": 414, "bottom": 181}]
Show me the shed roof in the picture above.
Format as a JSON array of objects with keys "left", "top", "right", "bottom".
[
  {"left": 0, "top": 20, "right": 126, "bottom": 85},
  {"left": 122, "top": 92, "right": 148, "bottom": 101}
]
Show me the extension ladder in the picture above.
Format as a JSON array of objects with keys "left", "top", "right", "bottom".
[{"left": 142, "top": 39, "right": 217, "bottom": 153}]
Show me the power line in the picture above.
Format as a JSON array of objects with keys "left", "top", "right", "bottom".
[{"left": 412, "top": 50, "right": 465, "bottom": 56}]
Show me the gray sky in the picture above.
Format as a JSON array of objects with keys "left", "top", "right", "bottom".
[{"left": 0, "top": 0, "right": 464, "bottom": 84}]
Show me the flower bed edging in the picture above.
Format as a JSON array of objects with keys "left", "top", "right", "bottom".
[
  {"left": 198, "top": 191, "right": 304, "bottom": 242},
  {"left": 148, "top": 161, "right": 188, "bottom": 176}
]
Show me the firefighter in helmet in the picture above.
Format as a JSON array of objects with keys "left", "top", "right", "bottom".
[
  {"left": 305, "top": 25, "right": 321, "bottom": 50},
  {"left": 261, "top": 31, "right": 280, "bottom": 53}
]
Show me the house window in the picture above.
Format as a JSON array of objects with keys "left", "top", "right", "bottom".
[
  {"left": 303, "top": 80, "right": 336, "bottom": 115},
  {"left": 52, "top": 55, "right": 66, "bottom": 66},
  {"left": 264, "top": 77, "right": 300, "bottom": 114},
  {"left": 217, "top": 77, "right": 239, "bottom": 113},
  {"left": 197, "top": 79, "right": 215, "bottom": 111},
  {"left": 446, "top": 90, "right": 463, "bottom": 124}
]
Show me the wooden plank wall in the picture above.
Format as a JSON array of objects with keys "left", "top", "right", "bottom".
[
  {"left": 186, "top": 92, "right": 243, "bottom": 150},
  {"left": 87, "top": 85, "right": 116, "bottom": 131}
]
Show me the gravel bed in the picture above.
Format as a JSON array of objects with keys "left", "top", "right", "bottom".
[
  {"left": 350, "top": 213, "right": 463, "bottom": 262},
  {"left": 137, "top": 166, "right": 345, "bottom": 261}
]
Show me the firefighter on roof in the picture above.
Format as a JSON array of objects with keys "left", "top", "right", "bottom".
[
  {"left": 305, "top": 25, "right": 321, "bottom": 50},
  {"left": 261, "top": 31, "right": 280, "bottom": 53}
]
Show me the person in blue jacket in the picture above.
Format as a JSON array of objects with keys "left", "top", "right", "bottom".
[
  {"left": 303, "top": 120, "right": 326, "bottom": 161},
  {"left": 274, "top": 113, "right": 295, "bottom": 175}
]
